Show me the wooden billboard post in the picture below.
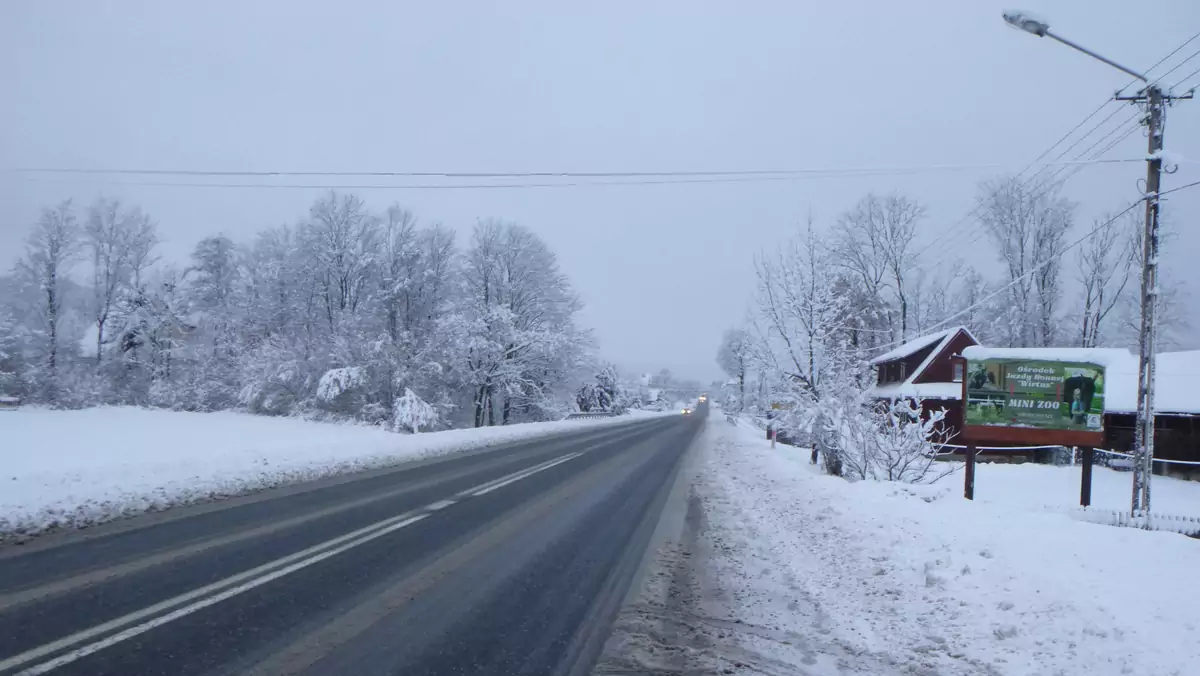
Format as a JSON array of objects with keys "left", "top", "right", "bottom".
[
  {"left": 958, "top": 350, "right": 1106, "bottom": 505},
  {"left": 1080, "top": 446, "right": 1094, "bottom": 507},
  {"left": 964, "top": 444, "right": 976, "bottom": 500}
]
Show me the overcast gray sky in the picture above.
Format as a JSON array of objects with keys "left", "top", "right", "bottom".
[{"left": 3, "top": 0, "right": 1199, "bottom": 382}]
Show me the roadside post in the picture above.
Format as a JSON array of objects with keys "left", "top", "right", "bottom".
[
  {"left": 965, "top": 445, "right": 976, "bottom": 500},
  {"left": 1080, "top": 446, "right": 1095, "bottom": 507}
]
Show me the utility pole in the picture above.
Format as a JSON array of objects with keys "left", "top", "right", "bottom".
[
  {"left": 1001, "top": 10, "right": 1195, "bottom": 517},
  {"left": 1115, "top": 84, "right": 1191, "bottom": 516}
]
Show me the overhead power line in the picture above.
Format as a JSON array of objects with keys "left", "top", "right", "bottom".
[
  {"left": 869, "top": 177, "right": 1200, "bottom": 355},
  {"left": 1116, "top": 29, "right": 1200, "bottom": 95},
  {"left": 1150, "top": 46, "right": 1200, "bottom": 86},
  {"left": 911, "top": 112, "right": 1144, "bottom": 264},
  {"left": 16, "top": 158, "right": 1145, "bottom": 182}
]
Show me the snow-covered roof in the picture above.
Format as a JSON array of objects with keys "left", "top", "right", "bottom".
[
  {"left": 870, "top": 382, "right": 963, "bottom": 401},
  {"left": 960, "top": 346, "right": 1200, "bottom": 415},
  {"left": 960, "top": 346, "right": 1133, "bottom": 369},
  {"left": 869, "top": 327, "right": 977, "bottom": 401},
  {"left": 1150, "top": 350, "right": 1200, "bottom": 415},
  {"left": 869, "top": 327, "right": 974, "bottom": 366}
]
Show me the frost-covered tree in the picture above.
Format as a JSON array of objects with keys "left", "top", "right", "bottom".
[
  {"left": 181, "top": 235, "right": 243, "bottom": 409},
  {"left": 744, "top": 210, "right": 954, "bottom": 479},
  {"left": 457, "top": 219, "right": 587, "bottom": 426},
  {"left": 0, "top": 307, "right": 18, "bottom": 394},
  {"left": 715, "top": 327, "right": 749, "bottom": 411},
  {"left": 306, "top": 191, "right": 378, "bottom": 332},
  {"left": 834, "top": 194, "right": 925, "bottom": 344},
  {"left": 14, "top": 201, "right": 81, "bottom": 400},
  {"left": 977, "top": 176, "right": 1074, "bottom": 347},
  {"left": 394, "top": 388, "right": 438, "bottom": 432},
  {"left": 0, "top": 194, "right": 597, "bottom": 425},
  {"left": 577, "top": 363, "right": 623, "bottom": 413},
  {"left": 1075, "top": 210, "right": 1138, "bottom": 348},
  {"left": 747, "top": 217, "right": 851, "bottom": 405},
  {"left": 84, "top": 198, "right": 158, "bottom": 366}
]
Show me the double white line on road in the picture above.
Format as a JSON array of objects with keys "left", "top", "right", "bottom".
[{"left": 0, "top": 451, "right": 588, "bottom": 676}]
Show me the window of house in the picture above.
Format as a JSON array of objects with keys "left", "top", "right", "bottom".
[
  {"left": 953, "top": 363, "right": 964, "bottom": 382},
  {"left": 899, "top": 363, "right": 906, "bottom": 380}
]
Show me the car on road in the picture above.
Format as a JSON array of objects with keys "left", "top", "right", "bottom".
[{"left": 681, "top": 407, "right": 693, "bottom": 415}]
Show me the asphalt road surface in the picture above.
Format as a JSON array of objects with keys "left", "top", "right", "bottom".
[{"left": 0, "top": 411, "right": 704, "bottom": 676}]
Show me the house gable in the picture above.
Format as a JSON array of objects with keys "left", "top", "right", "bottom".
[{"left": 914, "top": 330, "right": 979, "bottom": 384}]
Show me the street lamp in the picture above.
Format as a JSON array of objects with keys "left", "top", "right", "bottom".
[
  {"left": 1002, "top": 11, "right": 1149, "bottom": 81},
  {"left": 1002, "top": 11, "right": 1183, "bottom": 517}
]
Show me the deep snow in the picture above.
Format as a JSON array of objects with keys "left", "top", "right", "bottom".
[
  {"left": 967, "top": 457, "right": 1200, "bottom": 519},
  {"left": 0, "top": 406, "right": 668, "bottom": 539},
  {"left": 652, "top": 413, "right": 1200, "bottom": 675}
]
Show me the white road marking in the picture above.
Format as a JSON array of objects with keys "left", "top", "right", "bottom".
[
  {"left": 11, "top": 514, "right": 430, "bottom": 676},
  {"left": 468, "top": 452, "right": 584, "bottom": 497},
  {"left": 454, "top": 454, "right": 576, "bottom": 498},
  {"left": 1, "top": 449, "right": 589, "bottom": 674}
]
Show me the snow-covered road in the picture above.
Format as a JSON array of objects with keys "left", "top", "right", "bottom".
[
  {"left": 601, "top": 410, "right": 1200, "bottom": 676},
  {"left": 0, "top": 406, "right": 669, "bottom": 539}
]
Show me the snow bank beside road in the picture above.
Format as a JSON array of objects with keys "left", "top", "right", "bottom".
[
  {"left": 0, "top": 407, "right": 665, "bottom": 539},
  {"left": 968, "top": 459, "right": 1200, "bottom": 518},
  {"left": 687, "top": 416, "right": 1200, "bottom": 675}
]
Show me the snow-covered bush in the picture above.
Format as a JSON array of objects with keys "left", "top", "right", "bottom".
[
  {"left": 821, "top": 394, "right": 953, "bottom": 483},
  {"left": 315, "top": 366, "right": 367, "bottom": 414},
  {"left": 393, "top": 388, "right": 438, "bottom": 433}
]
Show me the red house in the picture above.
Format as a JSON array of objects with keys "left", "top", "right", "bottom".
[{"left": 868, "top": 327, "right": 980, "bottom": 437}]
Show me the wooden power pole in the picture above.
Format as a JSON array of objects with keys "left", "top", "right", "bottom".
[{"left": 1116, "top": 84, "right": 1191, "bottom": 516}]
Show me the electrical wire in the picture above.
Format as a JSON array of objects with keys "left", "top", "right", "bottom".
[
  {"left": 1158, "top": 178, "right": 1200, "bottom": 198},
  {"left": 919, "top": 30, "right": 1200, "bottom": 263},
  {"left": 1150, "top": 47, "right": 1200, "bottom": 86},
  {"left": 15, "top": 158, "right": 1142, "bottom": 182},
  {"left": 867, "top": 199, "right": 1145, "bottom": 354},
  {"left": 909, "top": 114, "right": 1142, "bottom": 263},
  {"left": 866, "top": 177, "right": 1200, "bottom": 355},
  {"left": 1173, "top": 64, "right": 1200, "bottom": 90},
  {"left": 1118, "top": 29, "right": 1200, "bottom": 95}
]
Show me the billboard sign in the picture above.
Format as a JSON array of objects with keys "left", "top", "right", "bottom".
[{"left": 965, "top": 359, "right": 1105, "bottom": 432}]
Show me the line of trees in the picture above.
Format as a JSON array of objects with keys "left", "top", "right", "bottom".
[
  {"left": 0, "top": 192, "right": 605, "bottom": 431},
  {"left": 717, "top": 178, "right": 1189, "bottom": 480}
]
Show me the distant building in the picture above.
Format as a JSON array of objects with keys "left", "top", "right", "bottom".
[
  {"left": 868, "top": 327, "right": 979, "bottom": 438},
  {"left": 960, "top": 345, "right": 1200, "bottom": 475},
  {"left": 870, "top": 332, "right": 1200, "bottom": 476}
]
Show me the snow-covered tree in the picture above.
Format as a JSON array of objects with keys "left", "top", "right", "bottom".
[
  {"left": 306, "top": 191, "right": 379, "bottom": 332},
  {"left": 316, "top": 366, "right": 367, "bottom": 412},
  {"left": 14, "top": 201, "right": 81, "bottom": 401},
  {"left": 394, "top": 388, "right": 438, "bottom": 432},
  {"left": 577, "top": 362, "right": 624, "bottom": 413},
  {"left": 747, "top": 217, "right": 852, "bottom": 407},
  {"left": 977, "top": 176, "right": 1074, "bottom": 347},
  {"left": 834, "top": 193, "right": 925, "bottom": 342},
  {"left": 715, "top": 327, "right": 750, "bottom": 411},
  {"left": 1074, "top": 210, "right": 1138, "bottom": 347},
  {"left": 0, "top": 194, "right": 600, "bottom": 427},
  {"left": 0, "top": 307, "right": 18, "bottom": 394},
  {"left": 457, "top": 219, "right": 587, "bottom": 426},
  {"left": 84, "top": 198, "right": 158, "bottom": 367}
]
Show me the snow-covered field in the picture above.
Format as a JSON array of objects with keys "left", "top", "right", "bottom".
[
  {"left": 676, "top": 414, "right": 1200, "bottom": 675},
  {"left": 969, "top": 458, "right": 1200, "bottom": 519},
  {"left": 0, "top": 406, "right": 666, "bottom": 539}
]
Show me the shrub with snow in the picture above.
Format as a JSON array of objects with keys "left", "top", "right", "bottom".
[
  {"left": 393, "top": 388, "right": 438, "bottom": 433},
  {"left": 822, "top": 396, "right": 953, "bottom": 483},
  {"left": 315, "top": 366, "right": 367, "bottom": 414}
]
